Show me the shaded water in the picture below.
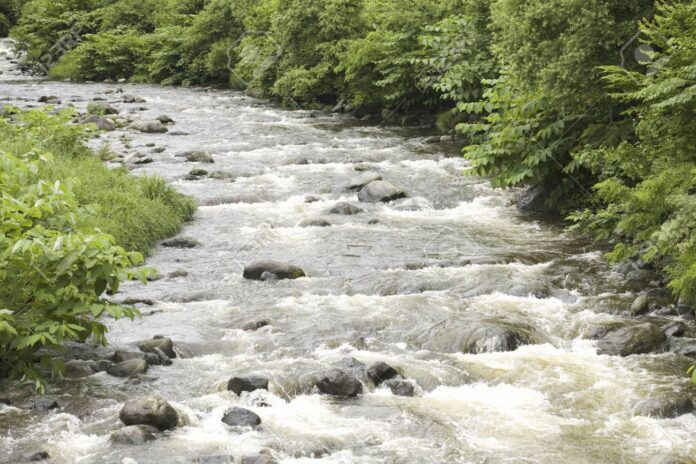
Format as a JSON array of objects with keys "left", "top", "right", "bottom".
[{"left": 1, "top": 40, "right": 696, "bottom": 464}]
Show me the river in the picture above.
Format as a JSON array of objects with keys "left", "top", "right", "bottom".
[{"left": 1, "top": 39, "right": 695, "bottom": 464}]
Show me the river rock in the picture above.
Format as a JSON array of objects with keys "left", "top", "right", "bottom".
[
  {"left": 227, "top": 376, "right": 269, "bottom": 395},
  {"left": 304, "top": 196, "right": 320, "bottom": 203},
  {"left": 63, "top": 360, "right": 99, "bottom": 378},
  {"left": 384, "top": 379, "right": 415, "bottom": 397},
  {"left": 346, "top": 172, "right": 382, "bottom": 191},
  {"left": 123, "top": 95, "right": 146, "bottom": 103},
  {"left": 131, "top": 120, "right": 168, "bottom": 133},
  {"left": 316, "top": 369, "right": 363, "bottom": 397},
  {"left": 221, "top": 407, "right": 261, "bottom": 427},
  {"left": 22, "top": 450, "right": 49, "bottom": 461},
  {"left": 357, "top": 181, "right": 407, "bottom": 203},
  {"left": 183, "top": 151, "right": 214, "bottom": 163},
  {"left": 634, "top": 394, "right": 694, "bottom": 418},
  {"left": 120, "top": 396, "right": 178, "bottom": 430},
  {"left": 110, "top": 425, "right": 158, "bottom": 445},
  {"left": 299, "top": 218, "right": 332, "bottom": 227},
  {"left": 328, "top": 202, "right": 363, "bottom": 215},
  {"left": 88, "top": 102, "right": 119, "bottom": 115},
  {"left": 242, "top": 320, "right": 270, "bottom": 331},
  {"left": 517, "top": 184, "right": 556, "bottom": 214},
  {"left": 161, "top": 237, "right": 199, "bottom": 248},
  {"left": 243, "top": 260, "right": 305, "bottom": 280},
  {"left": 596, "top": 323, "right": 665, "bottom": 356},
  {"left": 663, "top": 321, "right": 687, "bottom": 338},
  {"left": 629, "top": 294, "right": 650, "bottom": 316},
  {"left": 241, "top": 454, "right": 276, "bottom": 464},
  {"left": 138, "top": 336, "right": 177, "bottom": 358},
  {"left": 37, "top": 95, "right": 59, "bottom": 104},
  {"left": 156, "top": 114, "right": 174, "bottom": 124},
  {"left": 107, "top": 359, "right": 149, "bottom": 377},
  {"left": 422, "top": 320, "right": 536, "bottom": 354},
  {"left": 81, "top": 115, "right": 116, "bottom": 131},
  {"left": 366, "top": 362, "right": 399, "bottom": 386}
]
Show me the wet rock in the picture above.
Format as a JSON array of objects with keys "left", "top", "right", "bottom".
[
  {"left": 138, "top": 336, "right": 177, "bottom": 359},
  {"left": 634, "top": 394, "right": 694, "bottom": 418},
  {"left": 110, "top": 425, "right": 158, "bottom": 445},
  {"left": 242, "top": 320, "right": 270, "bottom": 331},
  {"left": 131, "top": 120, "right": 168, "bottom": 133},
  {"left": 629, "top": 294, "right": 650, "bottom": 316},
  {"left": 156, "top": 114, "right": 174, "bottom": 124},
  {"left": 316, "top": 369, "right": 363, "bottom": 397},
  {"left": 668, "top": 338, "right": 696, "bottom": 357},
  {"left": 161, "top": 237, "right": 199, "bottom": 248},
  {"left": 241, "top": 454, "right": 276, "bottom": 464},
  {"left": 37, "top": 95, "right": 59, "bottom": 104},
  {"left": 121, "top": 298, "right": 155, "bottom": 306},
  {"left": 168, "top": 269, "right": 189, "bottom": 278},
  {"left": 366, "top": 362, "right": 399, "bottom": 386},
  {"left": 663, "top": 321, "right": 687, "bottom": 338},
  {"left": 22, "top": 450, "right": 49, "bottom": 461},
  {"left": 123, "top": 95, "right": 146, "bottom": 103},
  {"left": 384, "top": 379, "right": 415, "bottom": 397},
  {"left": 63, "top": 360, "right": 99, "bottom": 378},
  {"left": 153, "top": 146, "right": 166, "bottom": 154},
  {"left": 221, "top": 407, "right": 261, "bottom": 427},
  {"left": 357, "top": 181, "right": 407, "bottom": 203},
  {"left": 596, "top": 323, "right": 665, "bottom": 356},
  {"left": 107, "top": 359, "right": 149, "bottom": 377},
  {"left": 120, "top": 396, "right": 178, "bottom": 430},
  {"left": 187, "top": 168, "right": 208, "bottom": 178},
  {"left": 423, "top": 320, "right": 536, "bottom": 354},
  {"left": 328, "top": 202, "right": 363, "bottom": 215},
  {"left": 88, "top": 102, "right": 119, "bottom": 115},
  {"left": 81, "top": 115, "right": 115, "bottom": 131},
  {"left": 304, "top": 195, "right": 320, "bottom": 203},
  {"left": 367, "top": 219, "right": 380, "bottom": 225},
  {"left": 243, "top": 260, "right": 305, "bottom": 280},
  {"left": 227, "top": 376, "right": 269, "bottom": 395},
  {"left": 346, "top": 172, "right": 382, "bottom": 191},
  {"left": 124, "top": 152, "right": 153, "bottom": 165},
  {"left": 182, "top": 150, "right": 214, "bottom": 163},
  {"left": 299, "top": 218, "right": 332, "bottom": 227},
  {"left": 31, "top": 397, "right": 60, "bottom": 411},
  {"left": 517, "top": 184, "right": 557, "bottom": 215}
]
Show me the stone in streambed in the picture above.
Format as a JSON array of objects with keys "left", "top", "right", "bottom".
[
  {"left": 178, "top": 150, "right": 214, "bottom": 163},
  {"left": 299, "top": 218, "right": 332, "bottom": 227},
  {"left": 243, "top": 260, "right": 305, "bottom": 280},
  {"left": 156, "top": 114, "right": 174, "bottom": 124},
  {"left": 110, "top": 425, "right": 158, "bottom": 444},
  {"left": 628, "top": 294, "right": 650, "bottom": 316},
  {"left": 663, "top": 321, "right": 687, "bottom": 338},
  {"left": 384, "top": 379, "right": 415, "bottom": 397},
  {"left": 596, "top": 323, "right": 665, "bottom": 356},
  {"left": 38, "top": 95, "right": 60, "bottom": 104},
  {"left": 107, "top": 359, "right": 149, "bottom": 377},
  {"left": 221, "top": 407, "right": 261, "bottom": 427},
  {"left": 422, "top": 320, "right": 537, "bottom": 354},
  {"left": 357, "top": 180, "right": 407, "bottom": 203},
  {"left": 131, "top": 120, "right": 168, "bottom": 133},
  {"left": 120, "top": 396, "right": 178, "bottom": 430},
  {"left": 88, "top": 102, "right": 119, "bottom": 115},
  {"left": 366, "top": 362, "right": 399, "bottom": 386},
  {"left": 227, "top": 376, "right": 269, "bottom": 395},
  {"left": 63, "top": 360, "right": 100, "bottom": 379},
  {"left": 328, "top": 202, "right": 363, "bottom": 215},
  {"left": 316, "top": 369, "right": 362, "bottom": 397},
  {"left": 123, "top": 95, "right": 146, "bottom": 103},
  {"left": 161, "top": 237, "right": 199, "bottom": 248},
  {"left": 345, "top": 172, "right": 382, "bottom": 191},
  {"left": 80, "top": 115, "right": 116, "bottom": 131},
  {"left": 22, "top": 450, "right": 49, "bottom": 461},
  {"left": 138, "top": 336, "right": 177, "bottom": 358},
  {"left": 634, "top": 394, "right": 694, "bottom": 418},
  {"left": 242, "top": 320, "right": 270, "bottom": 331}
]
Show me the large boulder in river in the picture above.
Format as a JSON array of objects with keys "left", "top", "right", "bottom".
[
  {"left": 328, "top": 202, "right": 363, "bottom": 215},
  {"left": 221, "top": 407, "right": 261, "bottom": 427},
  {"left": 107, "top": 359, "right": 149, "bottom": 377},
  {"left": 384, "top": 379, "right": 415, "bottom": 397},
  {"left": 138, "top": 336, "right": 177, "bottom": 359},
  {"left": 243, "top": 260, "right": 305, "bottom": 280},
  {"left": 110, "top": 425, "right": 158, "bottom": 445},
  {"left": 63, "top": 360, "right": 101, "bottom": 379},
  {"left": 366, "top": 362, "right": 399, "bottom": 386},
  {"left": 633, "top": 394, "right": 694, "bottom": 418},
  {"left": 81, "top": 115, "right": 115, "bottom": 131},
  {"left": 131, "top": 120, "right": 168, "bottom": 133},
  {"left": 316, "top": 369, "right": 363, "bottom": 397},
  {"left": 120, "top": 396, "right": 179, "bottom": 430},
  {"left": 596, "top": 323, "right": 665, "bottom": 356},
  {"left": 357, "top": 181, "right": 407, "bottom": 203},
  {"left": 227, "top": 376, "right": 269, "bottom": 396},
  {"left": 517, "top": 185, "right": 558, "bottom": 215},
  {"left": 420, "top": 320, "right": 537, "bottom": 354},
  {"left": 345, "top": 172, "right": 382, "bottom": 191}
]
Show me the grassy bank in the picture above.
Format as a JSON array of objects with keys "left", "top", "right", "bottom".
[{"left": 0, "top": 107, "right": 196, "bottom": 387}]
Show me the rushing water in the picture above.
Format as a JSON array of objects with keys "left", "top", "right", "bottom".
[{"left": 1, "top": 39, "right": 696, "bottom": 464}]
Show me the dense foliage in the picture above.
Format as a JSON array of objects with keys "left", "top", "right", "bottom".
[
  {"left": 7, "top": 0, "right": 696, "bottom": 321},
  {"left": 0, "top": 108, "right": 196, "bottom": 387}
]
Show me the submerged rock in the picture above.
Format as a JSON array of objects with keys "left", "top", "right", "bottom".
[
  {"left": 120, "top": 396, "right": 178, "bottom": 430},
  {"left": 346, "top": 172, "right": 382, "bottom": 191},
  {"left": 596, "top": 323, "right": 665, "bottom": 356},
  {"left": 634, "top": 394, "right": 694, "bottom": 418},
  {"left": 299, "top": 218, "right": 332, "bottom": 228},
  {"left": 357, "top": 180, "right": 407, "bottom": 203},
  {"left": 366, "top": 362, "right": 399, "bottom": 386},
  {"left": 242, "top": 320, "right": 270, "bottom": 331},
  {"left": 110, "top": 425, "right": 158, "bottom": 445},
  {"left": 22, "top": 450, "right": 49, "bottom": 461},
  {"left": 161, "top": 237, "right": 199, "bottom": 248},
  {"left": 316, "top": 369, "right": 363, "bottom": 397},
  {"left": 422, "top": 320, "right": 537, "bottom": 354},
  {"left": 138, "top": 336, "right": 177, "bottom": 359},
  {"left": 243, "top": 260, "right": 305, "bottom": 280},
  {"left": 227, "top": 376, "right": 269, "bottom": 396},
  {"left": 221, "top": 407, "right": 261, "bottom": 427},
  {"left": 107, "top": 359, "right": 149, "bottom": 377},
  {"left": 328, "top": 202, "right": 364, "bottom": 215}
]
